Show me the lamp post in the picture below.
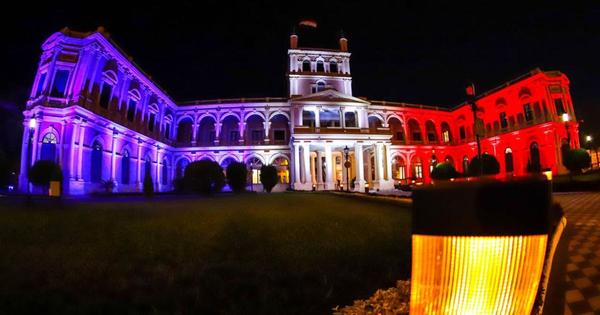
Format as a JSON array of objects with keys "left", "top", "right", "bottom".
[
  {"left": 343, "top": 145, "right": 350, "bottom": 192},
  {"left": 466, "top": 82, "right": 483, "bottom": 176},
  {"left": 27, "top": 117, "right": 37, "bottom": 194},
  {"left": 562, "top": 113, "right": 570, "bottom": 148}
]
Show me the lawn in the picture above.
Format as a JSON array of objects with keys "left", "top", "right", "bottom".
[{"left": 0, "top": 193, "right": 411, "bottom": 314}]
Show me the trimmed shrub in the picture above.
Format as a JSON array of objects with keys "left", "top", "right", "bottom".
[
  {"left": 226, "top": 162, "right": 247, "bottom": 193},
  {"left": 260, "top": 165, "right": 279, "bottom": 193},
  {"left": 563, "top": 148, "right": 592, "bottom": 174},
  {"left": 143, "top": 175, "right": 154, "bottom": 197},
  {"left": 183, "top": 160, "right": 225, "bottom": 195},
  {"left": 28, "top": 160, "right": 62, "bottom": 191},
  {"left": 468, "top": 153, "right": 500, "bottom": 176},
  {"left": 430, "top": 162, "right": 459, "bottom": 180}
]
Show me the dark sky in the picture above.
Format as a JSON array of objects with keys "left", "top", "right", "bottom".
[{"left": 1, "top": 1, "right": 600, "bottom": 138}]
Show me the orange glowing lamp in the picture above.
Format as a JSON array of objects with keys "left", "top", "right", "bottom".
[{"left": 410, "top": 179, "right": 552, "bottom": 315}]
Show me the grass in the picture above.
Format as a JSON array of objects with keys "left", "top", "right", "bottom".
[{"left": 0, "top": 193, "right": 411, "bottom": 314}]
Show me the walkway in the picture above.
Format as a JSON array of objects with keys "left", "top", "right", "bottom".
[{"left": 555, "top": 192, "right": 600, "bottom": 315}]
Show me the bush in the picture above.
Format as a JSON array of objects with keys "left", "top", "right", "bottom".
[
  {"left": 28, "top": 160, "right": 62, "bottom": 192},
  {"left": 430, "top": 162, "right": 459, "bottom": 180},
  {"left": 183, "top": 160, "right": 225, "bottom": 195},
  {"left": 143, "top": 174, "right": 154, "bottom": 197},
  {"left": 260, "top": 165, "right": 279, "bottom": 193},
  {"left": 226, "top": 162, "right": 247, "bottom": 193},
  {"left": 101, "top": 179, "right": 115, "bottom": 194},
  {"left": 563, "top": 148, "right": 591, "bottom": 174},
  {"left": 468, "top": 153, "right": 500, "bottom": 176}
]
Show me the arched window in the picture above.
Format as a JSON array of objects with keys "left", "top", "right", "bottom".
[
  {"left": 316, "top": 60, "right": 325, "bottom": 72},
  {"left": 127, "top": 99, "right": 137, "bottom": 122},
  {"left": 220, "top": 157, "right": 237, "bottom": 171},
  {"left": 121, "top": 150, "right": 130, "bottom": 185},
  {"left": 441, "top": 122, "right": 452, "bottom": 143},
  {"left": 246, "top": 157, "right": 263, "bottom": 185},
  {"left": 161, "top": 159, "right": 169, "bottom": 186},
  {"left": 330, "top": 60, "right": 338, "bottom": 73},
  {"left": 273, "top": 156, "right": 290, "bottom": 184},
  {"left": 302, "top": 60, "right": 310, "bottom": 72},
  {"left": 462, "top": 156, "right": 469, "bottom": 175},
  {"left": 392, "top": 156, "right": 406, "bottom": 180},
  {"left": 40, "top": 133, "right": 58, "bottom": 161},
  {"left": 302, "top": 110, "right": 315, "bottom": 127},
  {"left": 412, "top": 157, "right": 423, "bottom": 179},
  {"left": 425, "top": 120, "right": 437, "bottom": 143},
  {"left": 176, "top": 117, "right": 194, "bottom": 144},
  {"left": 50, "top": 69, "right": 70, "bottom": 97},
  {"left": 175, "top": 159, "right": 189, "bottom": 179},
  {"left": 144, "top": 156, "right": 152, "bottom": 181},
  {"left": 408, "top": 119, "right": 422, "bottom": 142},
  {"left": 90, "top": 141, "right": 103, "bottom": 183},
  {"left": 344, "top": 111, "right": 357, "bottom": 128},
  {"left": 505, "top": 148, "right": 514, "bottom": 173},
  {"left": 315, "top": 81, "right": 326, "bottom": 93},
  {"left": 368, "top": 116, "right": 383, "bottom": 131},
  {"left": 529, "top": 142, "right": 541, "bottom": 172},
  {"left": 388, "top": 117, "right": 404, "bottom": 142},
  {"left": 320, "top": 108, "right": 340, "bottom": 127},
  {"left": 99, "top": 82, "right": 113, "bottom": 109}
]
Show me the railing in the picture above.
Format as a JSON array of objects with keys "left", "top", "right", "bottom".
[{"left": 178, "top": 97, "right": 288, "bottom": 106}]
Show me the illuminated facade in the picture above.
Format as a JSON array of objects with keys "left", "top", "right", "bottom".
[{"left": 19, "top": 27, "right": 579, "bottom": 194}]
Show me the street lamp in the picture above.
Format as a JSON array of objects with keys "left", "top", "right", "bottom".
[
  {"left": 343, "top": 145, "right": 350, "bottom": 192},
  {"left": 562, "top": 113, "right": 570, "bottom": 148}
]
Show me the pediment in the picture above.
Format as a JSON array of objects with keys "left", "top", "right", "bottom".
[{"left": 290, "top": 89, "right": 370, "bottom": 105}]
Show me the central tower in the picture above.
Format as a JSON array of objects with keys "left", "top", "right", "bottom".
[{"left": 287, "top": 30, "right": 352, "bottom": 97}]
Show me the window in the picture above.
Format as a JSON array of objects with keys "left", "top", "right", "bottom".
[
  {"left": 413, "top": 162, "right": 423, "bottom": 179},
  {"left": 50, "top": 70, "right": 69, "bottom": 97},
  {"left": 396, "top": 131, "right": 404, "bottom": 141},
  {"left": 40, "top": 133, "right": 58, "bottom": 161},
  {"left": 209, "top": 131, "right": 216, "bottom": 143},
  {"left": 316, "top": 60, "right": 324, "bottom": 72},
  {"left": 499, "top": 112, "right": 508, "bottom": 128},
  {"left": 459, "top": 126, "right": 466, "bottom": 140},
  {"left": 442, "top": 130, "right": 450, "bottom": 143},
  {"left": 344, "top": 111, "right": 357, "bottom": 127},
  {"left": 427, "top": 131, "right": 436, "bottom": 142},
  {"left": 121, "top": 151, "right": 130, "bottom": 185},
  {"left": 251, "top": 130, "right": 263, "bottom": 143},
  {"left": 523, "top": 103, "right": 533, "bottom": 121},
  {"left": 330, "top": 61, "right": 338, "bottom": 73},
  {"left": 302, "top": 60, "right": 310, "bottom": 72},
  {"left": 230, "top": 130, "right": 240, "bottom": 142},
  {"left": 505, "top": 148, "right": 514, "bottom": 173},
  {"left": 316, "top": 81, "right": 326, "bottom": 93},
  {"left": 274, "top": 130, "right": 285, "bottom": 141},
  {"left": 35, "top": 73, "right": 46, "bottom": 96},
  {"left": 462, "top": 156, "right": 469, "bottom": 174},
  {"left": 148, "top": 113, "right": 156, "bottom": 132},
  {"left": 161, "top": 160, "right": 169, "bottom": 185},
  {"left": 554, "top": 98, "right": 565, "bottom": 115},
  {"left": 99, "top": 82, "right": 112, "bottom": 109},
  {"left": 247, "top": 157, "right": 263, "bottom": 184},
  {"left": 91, "top": 141, "right": 103, "bottom": 183},
  {"left": 164, "top": 123, "right": 170, "bottom": 139},
  {"left": 302, "top": 110, "right": 315, "bottom": 127},
  {"left": 127, "top": 100, "right": 136, "bottom": 122},
  {"left": 320, "top": 109, "right": 340, "bottom": 127},
  {"left": 392, "top": 156, "right": 406, "bottom": 180},
  {"left": 529, "top": 142, "right": 541, "bottom": 172},
  {"left": 144, "top": 157, "right": 152, "bottom": 181}
]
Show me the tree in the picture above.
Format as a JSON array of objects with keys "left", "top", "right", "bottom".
[
  {"left": 430, "top": 162, "right": 459, "bottom": 180},
  {"left": 183, "top": 160, "right": 224, "bottom": 195},
  {"left": 468, "top": 153, "right": 500, "bottom": 176},
  {"left": 143, "top": 175, "right": 154, "bottom": 197},
  {"left": 28, "top": 160, "right": 62, "bottom": 193},
  {"left": 260, "top": 165, "right": 279, "bottom": 193},
  {"left": 226, "top": 162, "right": 247, "bottom": 193},
  {"left": 563, "top": 148, "right": 591, "bottom": 174}
]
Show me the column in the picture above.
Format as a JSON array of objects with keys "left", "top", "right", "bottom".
[
  {"left": 76, "top": 123, "right": 86, "bottom": 180},
  {"left": 325, "top": 145, "right": 334, "bottom": 189},
  {"left": 302, "top": 143, "right": 311, "bottom": 184},
  {"left": 293, "top": 143, "right": 301, "bottom": 187},
  {"left": 384, "top": 144, "right": 393, "bottom": 182},
  {"left": 316, "top": 151, "right": 323, "bottom": 189},
  {"left": 137, "top": 139, "right": 143, "bottom": 189},
  {"left": 263, "top": 121, "right": 271, "bottom": 144},
  {"left": 155, "top": 146, "right": 160, "bottom": 189},
  {"left": 354, "top": 144, "right": 365, "bottom": 191},
  {"left": 238, "top": 122, "right": 245, "bottom": 144},
  {"left": 373, "top": 144, "right": 382, "bottom": 182},
  {"left": 214, "top": 122, "right": 222, "bottom": 145},
  {"left": 191, "top": 115, "right": 198, "bottom": 146},
  {"left": 110, "top": 130, "right": 117, "bottom": 180},
  {"left": 69, "top": 120, "right": 79, "bottom": 180}
]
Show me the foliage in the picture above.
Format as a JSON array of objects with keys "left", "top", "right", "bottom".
[
  {"left": 143, "top": 174, "right": 154, "bottom": 197},
  {"left": 563, "top": 148, "right": 592, "bottom": 174},
  {"left": 430, "top": 162, "right": 459, "bottom": 180},
  {"left": 100, "top": 179, "right": 115, "bottom": 194},
  {"left": 28, "top": 160, "right": 62, "bottom": 188},
  {"left": 226, "top": 162, "right": 247, "bottom": 193},
  {"left": 259, "top": 165, "right": 278, "bottom": 193},
  {"left": 468, "top": 153, "right": 500, "bottom": 176},
  {"left": 183, "top": 160, "right": 225, "bottom": 194}
]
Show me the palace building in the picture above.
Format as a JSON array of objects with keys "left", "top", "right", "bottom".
[{"left": 19, "top": 27, "right": 579, "bottom": 194}]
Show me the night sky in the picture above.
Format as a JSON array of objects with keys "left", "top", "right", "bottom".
[{"left": 1, "top": 1, "right": 599, "bottom": 154}]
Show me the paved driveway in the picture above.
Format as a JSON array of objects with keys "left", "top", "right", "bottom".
[{"left": 554, "top": 192, "right": 600, "bottom": 315}]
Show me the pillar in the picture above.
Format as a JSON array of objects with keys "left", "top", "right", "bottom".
[
  {"left": 316, "top": 151, "right": 323, "bottom": 188},
  {"left": 110, "top": 131, "right": 117, "bottom": 180},
  {"left": 310, "top": 153, "right": 316, "bottom": 185},
  {"left": 325, "top": 145, "right": 334, "bottom": 189},
  {"left": 77, "top": 123, "right": 86, "bottom": 180},
  {"left": 263, "top": 121, "right": 270, "bottom": 144},
  {"left": 354, "top": 144, "right": 365, "bottom": 191},
  {"left": 293, "top": 143, "right": 301, "bottom": 187},
  {"left": 238, "top": 122, "right": 245, "bottom": 144},
  {"left": 302, "top": 143, "right": 311, "bottom": 184}
]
